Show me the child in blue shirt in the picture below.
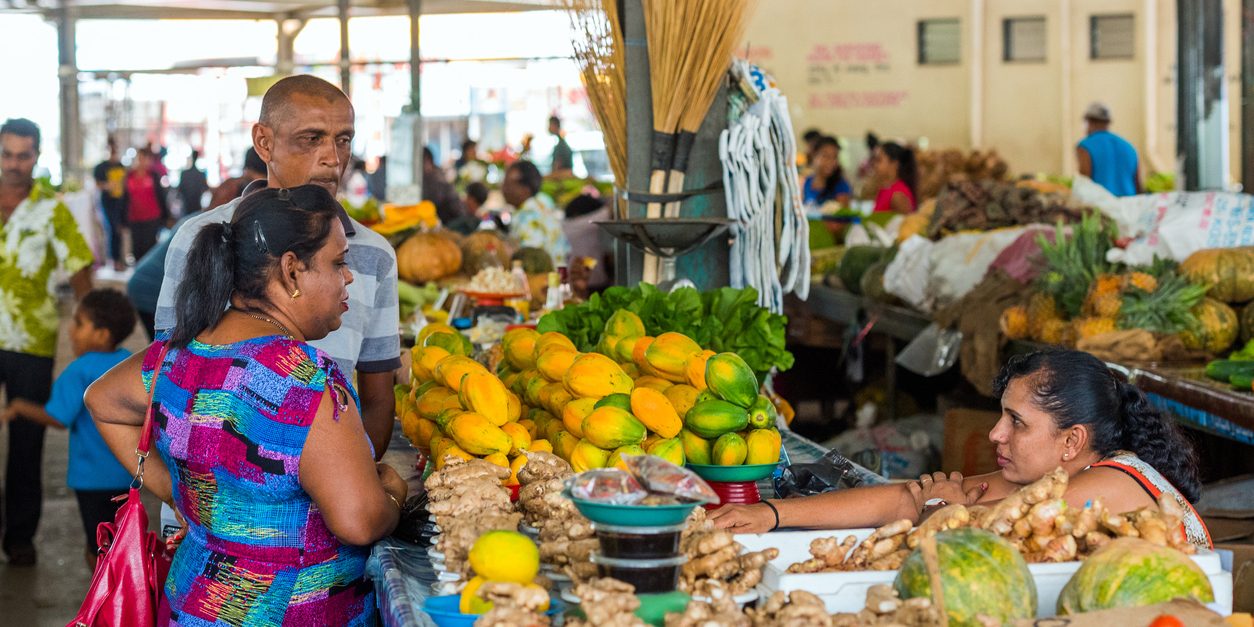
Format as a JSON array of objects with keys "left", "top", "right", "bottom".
[{"left": 1, "top": 288, "right": 136, "bottom": 568}]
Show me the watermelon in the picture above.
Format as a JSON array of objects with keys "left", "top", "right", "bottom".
[
  {"left": 837, "top": 246, "right": 893, "bottom": 295},
  {"left": 894, "top": 528, "right": 1036, "bottom": 627},
  {"left": 1056, "top": 537, "right": 1213, "bottom": 615}
]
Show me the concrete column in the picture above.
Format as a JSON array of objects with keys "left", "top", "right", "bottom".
[
  {"left": 622, "top": 0, "right": 650, "bottom": 286},
  {"left": 338, "top": 0, "right": 351, "bottom": 94},
  {"left": 56, "top": 0, "right": 81, "bottom": 183},
  {"left": 1178, "top": 0, "right": 1228, "bottom": 190},
  {"left": 1242, "top": 0, "right": 1254, "bottom": 187},
  {"left": 276, "top": 17, "right": 304, "bottom": 75}
]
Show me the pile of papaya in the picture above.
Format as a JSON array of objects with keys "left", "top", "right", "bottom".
[{"left": 397, "top": 310, "right": 785, "bottom": 486}]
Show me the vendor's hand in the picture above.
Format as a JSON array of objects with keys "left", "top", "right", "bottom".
[
  {"left": 377, "top": 463, "right": 408, "bottom": 504},
  {"left": 907, "top": 472, "right": 987, "bottom": 512},
  {"left": 708, "top": 503, "right": 775, "bottom": 534},
  {"left": 165, "top": 504, "right": 188, "bottom": 552},
  {"left": 0, "top": 406, "right": 15, "bottom": 423}
]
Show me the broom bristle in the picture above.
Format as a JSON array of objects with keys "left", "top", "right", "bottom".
[{"left": 558, "top": 0, "right": 628, "bottom": 190}]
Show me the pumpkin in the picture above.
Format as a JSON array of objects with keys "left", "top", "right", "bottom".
[
  {"left": 1241, "top": 301, "right": 1254, "bottom": 344},
  {"left": 1180, "top": 297, "right": 1239, "bottom": 354},
  {"left": 894, "top": 528, "right": 1037, "bottom": 627},
  {"left": 1179, "top": 246, "right": 1254, "bottom": 303},
  {"left": 460, "top": 230, "right": 518, "bottom": 275},
  {"left": 396, "top": 231, "right": 462, "bottom": 283},
  {"left": 1056, "top": 537, "right": 1213, "bottom": 615}
]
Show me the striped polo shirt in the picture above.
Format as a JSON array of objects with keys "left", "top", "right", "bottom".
[{"left": 154, "top": 180, "right": 401, "bottom": 376}]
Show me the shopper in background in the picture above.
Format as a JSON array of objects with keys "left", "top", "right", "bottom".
[
  {"left": 443, "top": 181, "right": 488, "bottom": 235},
  {"left": 802, "top": 136, "right": 852, "bottom": 208},
  {"left": 856, "top": 131, "right": 881, "bottom": 189},
  {"left": 549, "top": 115, "right": 574, "bottom": 175},
  {"left": 871, "top": 141, "right": 917, "bottom": 213},
  {"left": 1077, "top": 102, "right": 1141, "bottom": 197},
  {"left": 89, "top": 185, "right": 406, "bottom": 625},
  {"left": 423, "top": 146, "right": 466, "bottom": 225},
  {"left": 503, "top": 159, "right": 569, "bottom": 266},
  {"left": 176, "top": 149, "right": 209, "bottom": 215},
  {"left": 454, "top": 139, "right": 478, "bottom": 171},
  {"left": 206, "top": 147, "right": 266, "bottom": 210},
  {"left": 367, "top": 155, "right": 387, "bottom": 201},
  {"left": 93, "top": 137, "right": 128, "bottom": 271},
  {"left": 800, "top": 128, "right": 823, "bottom": 168},
  {"left": 0, "top": 117, "right": 94, "bottom": 566},
  {"left": 124, "top": 147, "right": 171, "bottom": 260},
  {"left": 562, "top": 192, "right": 611, "bottom": 291},
  {"left": 0, "top": 288, "right": 136, "bottom": 569}
]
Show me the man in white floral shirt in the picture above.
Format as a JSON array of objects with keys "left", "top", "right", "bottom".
[
  {"left": 502, "top": 160, "right": 569, "bottom": 266},
  {"left": 0, "top": 118, "right": 94, "bottom": 566}
]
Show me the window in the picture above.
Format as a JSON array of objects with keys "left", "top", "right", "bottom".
[
  {"left": 1091, "top": 14, "right": 1135, "bottom": 60},
  {"left": 918, "top": 19, "right": 961, "bottom": 65},
  {"left": 1004, "top": 17, "right": 1046, "bottom": 62}
]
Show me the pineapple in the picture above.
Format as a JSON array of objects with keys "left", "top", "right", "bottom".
[
  {"left": 1036, "top": 318, "right": 1071, "bottom": 346},
  {"left": 1125, "top": 271, "right": 1158, "bottom": 293},
  {"left": 1119, "top": 272, "right": 1209, "bottom": 335},
  {"left": 1027, "top": 292, "right": 1060, "bottom": 329},
  {"left": 1000, "top": 306, "right": 1030, "bottom": 340},
  {"left": 1035, "top": 214, "right": 1119, "bottom": 318},
  {"left": 1083, "top": 274, "right": 1125, "bottom": 319},
  {"left": 1073, "top": 317, "right": 1118, "bottom": 340}
]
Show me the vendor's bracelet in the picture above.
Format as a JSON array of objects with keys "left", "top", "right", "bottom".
[
  {"left": 386, "top": 492, "right": 402, "bottom": 512},
  {"left": 762, "top": 499, "right": 781, "bottom": 531}
]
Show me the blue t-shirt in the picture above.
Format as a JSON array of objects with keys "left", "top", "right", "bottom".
[
  {"left": 1079, "top": 131, "right": 1139, "bottom": 197},
  {"left": 45, "top": 348, "right": 135, "bottom": 491},
  {"left": 803, "top": 175, "right": 853, "bottom": 207}
]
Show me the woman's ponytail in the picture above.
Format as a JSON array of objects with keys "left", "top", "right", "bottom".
[
  {"left": 1115, "top": 380, "right": 1202, "bottom": 502},
  {"left": 898, "top": 147, "right": 918, "bottom": 202},
  {"left": 169, "top": 221, "right": 236, "bottom": 348}
]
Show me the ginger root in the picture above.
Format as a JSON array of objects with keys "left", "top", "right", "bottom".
[
  {"left": 749, "top": 590, "right": 832, "bottom": 627},
  {"left": 565, "top": 579, "right": 646, "bottom": 627},
  {"left": 473, "top": 581, "right": 551, "bottom": 627},
  {"left": 681, "top": 525, "right": 779, "bottom": 595}
]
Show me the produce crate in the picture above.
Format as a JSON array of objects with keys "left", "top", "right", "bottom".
[{"left": 737, "top": 529, "right": 1233, "bottom": 617}]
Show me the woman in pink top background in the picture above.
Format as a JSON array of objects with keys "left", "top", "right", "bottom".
[{"left": 872, "top": 141, "right": 918, "bottom": 214}]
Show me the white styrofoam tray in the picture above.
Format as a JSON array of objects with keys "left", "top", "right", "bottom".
[{"left": 737, "top": 529, "right": 1232, "bottom": 617}]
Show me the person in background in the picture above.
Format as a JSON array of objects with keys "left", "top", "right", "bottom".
[
  {"left": 562, "top": 192, "right": 611, "bottom": 292},
  {"left": 0, "top": 117, "right": 94, "bottom": 566},
  {"left": 441, "top": 181, "right": 488, "bottom": 235},
  {"left": 93, "top": 137, "right": 128, "bottom": 271},
  {"left": 802, "top": 136, "right": 852, "bottom": 208},
  {"left": 124, "top": 147, "right": 171, "bottom": 260},
  {"left": 503, "top": 160, "right": 569, "bottom": 266},
  {"left": 455, "top": 139, "right": 489, "bottom": 189},
  {"left": 367, "top": 155, "right": 387, "bottom": 201},
  {"left": 871, "top": 141, "right": 917, "bottom": 214},
  {"left": 0, "top": 288, "right": 136, "bottom": 569},
  {"left": 549, "top": 115, "right": 574, "bottom": 175},
  {"left": 206, "top": 147, "right": 266, "bottom": 211},
  {"left": 857, "top": 131, "right": 881, "bottom": 187},
  {"left": 423, "top": 147, "right": 467, "bottom": 226},
  {"left": 1077, "top": 102, "right": 1140, "bottom": 197},
  {"left": 800, "top": 128, "right": 823, "bottom": 168},
  {"left": 176, "top": 149, "right": 208, "bottom": 215},
  {"left": 145, "top": 142, "right": 169, "bottom": 178},
  {"left": 454, "top": 139, "right": 478, "bottom": 171}
]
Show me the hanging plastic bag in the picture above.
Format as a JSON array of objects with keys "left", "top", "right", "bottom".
[
  {"left": 883, "top": 235, "right": 935, "bottom": 311},
  {"left": 773, "top": 449, "right": 889, "bottom": 498}
]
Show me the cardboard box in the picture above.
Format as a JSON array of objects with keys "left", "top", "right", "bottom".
[
  {"left": 1199, "top": 474, "right": 1254, "bottom": 543},
  {"left": 1218, "top": 542, "right": 1254, "bottom": 613},
  {"left": 942, "top": 409, "right": 1001, "bottom": 476},
  {"left": 1008, "top": 599, "right": 1227, "bottom": 626}
]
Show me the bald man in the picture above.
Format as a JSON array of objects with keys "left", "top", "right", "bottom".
[{"left": 153, "top": 75, "right": 401, "bottom": 457}]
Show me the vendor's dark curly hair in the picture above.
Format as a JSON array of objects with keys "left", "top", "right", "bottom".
[{"left": 992, "top": 349, "right": 1201, "bottom": 502}]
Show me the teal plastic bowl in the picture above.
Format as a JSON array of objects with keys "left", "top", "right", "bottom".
[
  {"left": 686, "top": 463, "right": 777, "bottom": 483},
  {"left": 422, "top": 594, "right": 564, "bottom": 627},
  {"left": 565, "top": 492, "right": 699, "bottom": 527}
]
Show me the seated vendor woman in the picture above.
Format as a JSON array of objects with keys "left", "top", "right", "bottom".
[{"left": 710, "top": 350, "right": 1211, "bottom": 548}]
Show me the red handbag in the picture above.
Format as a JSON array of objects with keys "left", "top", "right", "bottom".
[{"left": 67, "top": 345, "right": 174, "bottom": 627}]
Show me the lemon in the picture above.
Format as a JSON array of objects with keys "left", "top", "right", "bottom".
[
  {"left": 468, "top": 530, "right": 540, "bottom": 584},
  {"left": 459, "top": 575, "right": 494, "bottom": 614}
]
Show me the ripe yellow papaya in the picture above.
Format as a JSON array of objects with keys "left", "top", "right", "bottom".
[
  {"left": 434, "top": 443, "right": 474, "bottom": 469},
  {"left": 704, "top": 352, "right": 758, "bottom": 408},
  {"left": 536, "top": 349, "right": 580, "bottom": 382},
  {"left": 543, "top": 388, "right": 573, "bottom": 418},
  {"left": 434, "top": 407, "right": 465, "bottom": 433},
  {"left": 417, "top": 322, "right": 458, "bottom": 347},
  {"left": 631, "top": 336, "right": 658, "bottom": 375},
  {"left": 647, "top": 437, "right": 685, "bottom": 466},
  {"left": 543, "top": 415, "right": 566, "bottom": 444},
  {"left": 429, "top": 434, "right": 451, "bottom": 457},
  {"left": 603, "top": 310, "right": 646, "bottom": 346},
  {"left": 535, "top": 332, "right": 577, "bottom": 359},
  {"left": 644, "top": 332, "right": 702, "bottom": 382},
  {"left": 414, "top": 418, "right": 439, "bottom": 451},
  {"left": 595, "top": 393, "right": 632, "bottom": 412},
  {"left": 712, "top": 432, "right": 748, "bottom": 466},
  {"left": 413, "top": 346, "right": 451, "bottom": 383},
  {"left": 537, "top": 381, "right": 568, "bottom": 411},
  {"left": 530, "top": 438, "right": 553, "bottom": 453},
  {"left": 633, "top": 375, "right": 674, "bottom": 393},
  {"left": 561, "top": 397, "right": 598, "bottom": 438},
  {"left": 483, "top": 452, "right": 510, "bottom": 469},
  {"left": 500, "top": 422, "right": 532, "bottom": 455},
  {"left": 609, "top": 444, "right": 646, "bottom": 470},
  {"left": 664, "top": 384, "right": 700, "bottom": 419},
  {"left": 745, "top": 428, "right": 782, "bottom": 465},
  {"left": 680, "top": 429, "right": 713, "bottom": 465},
  {"left": 458, "top": 371, "right": 510, "bottom": 426},
  {"left": 580, "top": 406, "right": 648, "bottom": 449},
  {"left": 519, "top": 418, "right": 538, "bottom": 439},
  {"left": 524, "top": 375, "right": 549, "bottom": 407},
  {"left": 551, "top": 429, "right": 580, "bottom": 460},
  {"left": 436, "top": 355, "right": 489, "bottom": 391},
  {"left": 505, "top": 391, "right": 523, "bottom": 423},
  {"left": 570, "top": 438, "right": 612, "bottom": 472},
  {"left": 685, "top": 350, "right": 716, "bottom": 390},
  {"left": 513, "top": 368, "right": 542, "bottom": 396},
  {"left": 447, "top": 412, "right": 512, "bottom": 456},
  {"left": 506, "top": 454, "right": 526, "bottom": 486},
  {"left": 684, "top": 399, "right": 750, "bottom": 439},
  {"left": 615, "top": 335, "right": 640, "bottom": 363},
  {"left": 500, "top": 372, "right": 520, "bottom": 392},
  {"left": 621, "top": 362, "right": 640, "bottom": 378},
  {"left": 502, "top": 327, "right": 540, "bottom": 370},
  {"left": 564, "top": 353, "right": 634, "bottom": 398},
  {"left": 416, "top": 386, "right": 457, "bottom": 420},
  {"left": 629, "top": 387, "right": 683, "bottom": 438}
]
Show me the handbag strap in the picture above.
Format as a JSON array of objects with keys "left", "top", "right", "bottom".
[{"left": 133, "top": 343, "right": 170, "bottom": 488}]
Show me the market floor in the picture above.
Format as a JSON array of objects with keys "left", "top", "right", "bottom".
[{"left": 0, "top": 272, "right": 158, "bottom": 626}]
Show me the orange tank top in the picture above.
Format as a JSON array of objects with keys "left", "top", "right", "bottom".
[{"left": 1090, "top": 451, "right": 1212, "bottom": 549}]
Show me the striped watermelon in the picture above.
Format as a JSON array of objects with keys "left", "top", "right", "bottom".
[
  {"left": 894, "top": 528, "right": 1036, "bottom": 627},
  {"left": 1056, "top": 538, "right": 1213, "bottom": 615}
]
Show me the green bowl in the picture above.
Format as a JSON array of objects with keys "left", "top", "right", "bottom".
[
  {"left": 686, "top": 463, "right": 778, "bottom": 483},
  {"left": 565, "top": 492, "right": 699, "bottom": 527}
]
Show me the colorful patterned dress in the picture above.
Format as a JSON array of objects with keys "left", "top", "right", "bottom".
[{"left": 141, "top": 336, "right": 375, "bottom": 627}]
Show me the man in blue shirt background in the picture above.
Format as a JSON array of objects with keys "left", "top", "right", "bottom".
[{"left": 1077, "top": 102, "right": 1141, "bottom": 197}]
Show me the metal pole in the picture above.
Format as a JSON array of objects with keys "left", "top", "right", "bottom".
[
  {"left": 57, "top": 0, "right": 81, "bottom": 183},
  {"left": 338, "top": 0, "right": 351, "bottom": 94},
  {"left": 276, "top": 17, "right": 303, "bottom": 75},
  {"left": 1242, "top": 0, "right": 1254, "bottom": 188},
  {"left": 622, "top": 0, "right": 650, "bottom": 286},
  {"left": 409, "top": 0, "right": 423, "bottom": 201},
  {"left": 1178, "top": 0, "right": 1227, "bottom": 190}
]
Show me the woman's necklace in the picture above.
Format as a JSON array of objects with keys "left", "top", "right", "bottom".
[{"left": 234, "top": 307, "right": 296, "bottom": 338}]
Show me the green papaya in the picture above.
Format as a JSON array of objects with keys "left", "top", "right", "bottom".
[
  {"left": 684, "top": 399, "right": 750, "bottom": 439},
  {"left": 595, "top": 393, "right": 632, "bottom": 412},
  {"left": 747, "top": 395, "right": 777, "bottom": 429},
  {"left": 704, "top": 353, "right": 758, "bottom": 408},
  {"left": 712, "top": 432, "right": 748, "bottom": 466},
  {"left": 680, "top": 429, "right": 713, "bottom": 465}
]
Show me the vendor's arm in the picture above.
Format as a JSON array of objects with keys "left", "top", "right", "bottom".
[
  {"left": 709, "top": 482, "right": 924, "bottom": 534},
  {"left": 1076, "top": 146, "right": 1093, "bottom": 178},
  {"left": 86, "top": 351, "right": 174, "bottom": 503},
  {"left": 358, "top": 369, "right": 397, "bottom": 459}
]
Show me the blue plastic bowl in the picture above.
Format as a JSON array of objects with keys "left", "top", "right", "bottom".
[{"left": 422, "top": 594, "right": 564, "bottom": 627}]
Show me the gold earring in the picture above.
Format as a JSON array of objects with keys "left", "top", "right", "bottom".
[{"left": 290, "top": 289, "right": 301, "bottom": 299}]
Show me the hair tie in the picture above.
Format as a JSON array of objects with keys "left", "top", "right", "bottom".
[
  {"left": 252, "top": 220, "right": 270, "bottom": 254},
  {"left": 219, "top": 222, "right": 233, "bottom": 243}
]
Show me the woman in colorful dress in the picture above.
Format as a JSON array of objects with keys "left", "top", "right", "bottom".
[
  {"left": 88, "top": 184, "right": 408, "bottom": 626},
  {"left": 710, "top": 349, "right": 1211, "bottom": 548}
]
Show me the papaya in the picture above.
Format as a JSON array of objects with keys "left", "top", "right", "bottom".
[
  {"left": 502, "top": 327, "right": 540, "bottom": 370},
  {"left": 664, "top": 384, "right": 700, "bottom": 419},
  {"left": 544, "top": 389, "right": 573, "bottom": 418},
  {"left": 630, "top": 387, "right": 683, "bottom": 438},
  {"left": 570, "top": 438, "right": 611, "bottom": 472},
  {"left": 505, "top": 391, "right": 523, "bottom": 422},
  {"left": 645, "top": 332, "right": 703, "bottom": 382},
  {"left": 543, "top": 415, "right": 566, "bottom": 444},
  {"left": 633, "top": 375, "right": 674, "bottom": 392},
  {"left": 745, "top": 428, "right": 782, "bottom": 465},
  {"left": 414, "top": 418, "right": 440, "bottom": 451},
  {"left": 434, "top": 407, "right": 465, "bottom": 432},
  {"left": 416, "top": 386, "right": 457, "bottom": 420},
  {"left": 630, "top": 336, "right": 657, "bottom": 375},
  {"left": 535, "top": 332, "right": 577, "bottom": 358},
  {"left": 518, "top": 418, "right": 538, "bottom": 439},
  {"left": 685, "top": 350, "right": 716, "bottom": 391},
  {"left": 537, "top": 349, "right": 580, "bottom": 383},
  {"left": 551, "top": 429, "right": 579, "bottom": 460},
  {"left": 458, "top": 371, "right": 511, "bottom": 426},
  {"left": 524, "top": 375, "right": 549, "bottom": 407},
  {"left": 603, "top": 310, "right": 646, "bottom": 347},
  {"left": 506, "top": 454, "right": 527, "bottom": 486},
  {"left": 537, "top": 381, "right": 568, "bottom": 413},
  {"left": 413, "top": 346, "right": 451, "bottom": 383},
  {"left": 647, "top": 437, "right": 685, "bottom": 466},
  {"left": 424, "top": 331, "right": 468, "bottom": 357},
  {"left": 436, "top": 355, "right": 489, "bottom": 391},
  {"left": 642, "top": 433, "right": 663, "bottom": 451},
  {"left": 530, "top": 438, "right": 553, "bottom": 454},
  {"left": 620, "top": 362, "right": 639, "bottom": 378},
  {"left": 685, "top": 399, "right": 750, "bottom": 439},
  {"left": 429, "top": 434, "right": 451, "bottom": 458},
  {"left": 564, "top": 353, "right": 634, "bottom": 398},
  {"left": 529, "top": 409, "right": 557, "bottom": 431},
  {"left": 434, "top": 443, "right": 474, "bottom": 469},
  {"left": 500, "top": 372, "right": 520, "bottom": 392},
  {"left": 609, "top": 444, "right": 647, "bottom": 470},
  {"left": 500, "top": 422, "right": 532, "bottom": 455},
  {"left": 695, "top": 390, "right": 718, "bottom": 405},
  {"left": 747, "top": 395, "right": 778, "bottom": 430},
  {"left": 704, "top": 352, "right": 758, "bottom": 408},
  {"left": 615, "top": 335, "right": 640, "bottom": 363},
  {"left": 712, "top": 432, "right": 748, "bottom": 465},
  {"left": 510, "top": 369, "right": 537, "bottom": 396},
  {"left": 581, "top": 406, "right": 648, "bottom": 449},
  {"left": 680, "top": 429, "right": 713, "bottom": 465},
  {"left": 417, "top": 322, "right": 458, "bottom": 348},
  {"left": 447, "top": 412, "right": 512, "bottom": 456},
  {"left": 595, "top": 393, "right": 632, "bottom": 412},
  {"left": 483, "top": 452, "right": 510, "bottom": 469},
  {"left": 561, "top": 397, "right": 598, "bottom": 438}
]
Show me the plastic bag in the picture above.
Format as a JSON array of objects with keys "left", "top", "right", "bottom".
[
  {"left": 927, "top": 227, "right": 1028, "bottom": 307},
  {"left": 568, "top": 469, "right": 647, "bottom": 505},
  {"left": 883, "top": 235, "right": 934, "bottom": 311},
  {"left": 773, "top": 448, "right": 889, "bottom": 498},
  {"left": 895, "top": 322, "right": 961, "bottom": 377},
  {"left": 621, "top": 456, "right": 718, "bottom": 504}
]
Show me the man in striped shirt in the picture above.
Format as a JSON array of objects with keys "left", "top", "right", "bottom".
[{"left": 154, "top": 75, "right": 401, "bottom": 457}]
